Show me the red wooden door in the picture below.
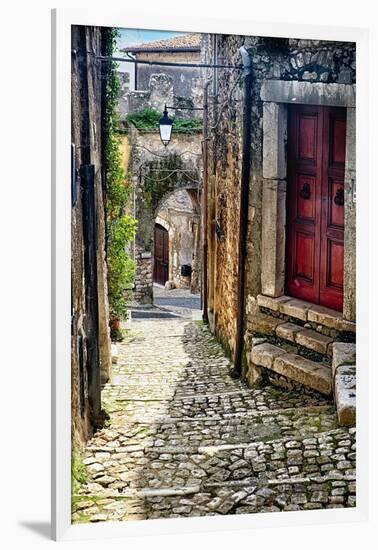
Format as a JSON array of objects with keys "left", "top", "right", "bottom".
[
  {"left": 153, "top": 223, "right": 169, "bottom": 285},
  {"left": 286, "top": 105, "right": 346, "bottom": 312}
]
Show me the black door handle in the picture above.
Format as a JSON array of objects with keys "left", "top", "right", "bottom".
[
  {"left": 299, "top": 182, "right": 311, "bottom": 200},
  {"left": 334, "top": 187, "right": 344, "bottom": 206}
]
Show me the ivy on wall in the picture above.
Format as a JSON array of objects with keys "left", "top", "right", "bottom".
[
  {"left": 105, "top": 29, "right": 138, "bottom": 321},
  {"left": 141, "top": 153, "right": 199, "bottom": 211}
]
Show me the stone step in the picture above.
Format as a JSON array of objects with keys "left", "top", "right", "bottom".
[
  {"left": 251, "top": 342, "right": 332, "bottom": 395},
  {"left": 277, "top": 323, "right": 334, "bottom": 355},
  {"left": 249, "top": 313, "right": 334, "bottom": 357},
  {"left": 256, "top": 294, "right": 355, "bottom": 333}
]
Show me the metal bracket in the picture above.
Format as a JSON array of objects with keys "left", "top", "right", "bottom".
[{"left": 239, "top": 46, "right": 252, "bottom": 78}]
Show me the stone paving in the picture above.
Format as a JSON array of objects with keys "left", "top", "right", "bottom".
[
  {"left": 153, "top": 284, "right": 201, "bottom": 318},
  {"left": 72, "top": 318, "right": 356, "bottom": 523}
]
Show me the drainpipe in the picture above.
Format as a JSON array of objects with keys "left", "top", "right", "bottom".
[
  {"left": 231, "top": 47, "right": 253, "bottom": 378},
  {"left": 202, "top": 81, "right": 210, "bottom": 323}
]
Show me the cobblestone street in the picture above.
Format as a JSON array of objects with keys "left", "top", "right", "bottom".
[{"left": 73, "top": 317, "right": 356, "bottom": 523}]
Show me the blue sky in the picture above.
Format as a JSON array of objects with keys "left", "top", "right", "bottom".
[{"left": 117, "top": 28, "right": 184, "bottom": 54}]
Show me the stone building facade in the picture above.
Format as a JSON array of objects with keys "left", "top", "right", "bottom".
[
  {"left": 71, "top": 26, "right": 112, "bottom": 446},
  {"left": 118, "top": 34, "right": 204, "bottom": 303},
  {"left": 202, "top": 35, "right": 356, "bottom": 423},
  {"left": 122, "top": 33, "right": 202, "bottom": 108}
]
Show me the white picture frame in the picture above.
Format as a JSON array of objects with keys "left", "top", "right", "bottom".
[{"left": 52, "top": 7, "right": 369, "bottom": 541}]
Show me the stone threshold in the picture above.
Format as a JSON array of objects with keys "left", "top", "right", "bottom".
[{"left": 257, "top": 294, "right": 356, "bottom": 333}]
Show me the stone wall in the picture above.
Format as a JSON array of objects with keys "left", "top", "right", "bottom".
[
  {"left": 135, "top": 51, "right": 202, "bottom": 101},
  {"left": 71, "top": 26, "right": 112, "bottom": 447},
  {"left": 122, "top": 72, "right": 203, "bottom": 122},
  {"left": 202, "top": 34, "right": 356, "bottom": 358},
  {"left": 119, "top": 50, "right": 203, "bottom": 122}
]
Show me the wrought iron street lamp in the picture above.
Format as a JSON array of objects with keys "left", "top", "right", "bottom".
[{"left": 159, "top": 105, "right": 173, "bottom": 146}]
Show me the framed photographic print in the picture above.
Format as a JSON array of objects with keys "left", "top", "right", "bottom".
[{"left": 52, "top": 7, "right": 369, "bottom": 541}]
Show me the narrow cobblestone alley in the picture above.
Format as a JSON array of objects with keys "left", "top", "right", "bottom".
[{"left": 73, "top": 316, "right": 356, "bottom": 523}]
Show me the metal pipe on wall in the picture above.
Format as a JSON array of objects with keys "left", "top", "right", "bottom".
[{"left": 202, "top": 81, "right": 210, "bottom": 323}]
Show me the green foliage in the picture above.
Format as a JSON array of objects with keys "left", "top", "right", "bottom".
[
  {"left": 72, "top": 451, "right": 87, "bottom": 494},
  {"left": 107, "top": 215, "right": 138, "bottom": 319},
  {"left": 105, "top": 29, "right": 138, "bottom": 321},
  {"left": 172, "top": 118, "right": 203, "bottom": 131},
  {"left": 126, "top": 108, "right": 161, "bottom": 129},
  {"left": 126, "top": 108, "right": 202, "bottom": 133}
]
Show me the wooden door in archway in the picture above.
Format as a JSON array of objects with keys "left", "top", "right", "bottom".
[{"left": 153, "top": 223, "right": 169, "bottom": 285}]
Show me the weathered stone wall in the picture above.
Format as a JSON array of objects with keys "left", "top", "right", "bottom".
[
  {"left": 117, "top": 71, "right": 131, "bottom": 114},
  {"left": 119, "top": 50, "right": 203, "bottom": 122},
  {"left": 202, "top": 34, "right": 356, "bottom": 357},
  {"left": 135, "top": 51, "right": 202, "bottom": 101},
  {"left": 122, "top": 72, "right": 203, "bottom": 121},
  {"left": 71, "top": 26, "right": 112, "bottom": 447},
  {"left": 156, "top": 190, "right": 200, "bottom": 289}
]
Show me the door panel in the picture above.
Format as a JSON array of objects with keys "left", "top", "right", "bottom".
[
  {"left": 286, "top": 105, "right": 323, "bottom": 305},
  {"left": 295, "top": 231, "right": 315, "bottom": 283},
  {"left": 286, "top": 105, "right": 346, "bottom": 311},
  {"left": 319, "top": 107, "right": 345, "bottom": 311},
  {"left": 153, "top": 224, "right": 169, "bottom": 285},
  {"left": 298, "top": 114, "right": 318, "bottom": 162}
]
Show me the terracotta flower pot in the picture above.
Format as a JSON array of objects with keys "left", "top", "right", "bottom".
[{"left": 110, "top": 318, "right": 121, "bottom": 331}]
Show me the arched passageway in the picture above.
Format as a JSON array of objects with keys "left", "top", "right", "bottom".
[{"left": 132, "top": 147, "right": 202, "bottom": 305}]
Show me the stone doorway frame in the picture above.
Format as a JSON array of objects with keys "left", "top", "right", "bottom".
[{"left": 260, "top": 80, "right": 356, "bottom": 321}]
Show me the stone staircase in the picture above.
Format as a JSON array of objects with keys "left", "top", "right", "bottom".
[{"left": 245, "top": 295, "right": 356, "bottom": 425}]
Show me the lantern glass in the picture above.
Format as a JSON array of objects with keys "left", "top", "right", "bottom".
[{"left": 159, "top": 105, "right": 173, "bottom": 146}]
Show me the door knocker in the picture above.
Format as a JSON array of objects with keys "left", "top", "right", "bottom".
[
  {"left": 334, "top": 187, "right": 344, "bottom": 206},
  {"left": 299, "top": 182, "right": 311, "bottom": 200}
]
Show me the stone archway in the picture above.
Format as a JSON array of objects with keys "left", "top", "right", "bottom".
[
  {"left": 154, "top": 188, "right": 200, "bottom": 292},
  {"left": 131, "top": 138, "right": 202, "bottom": 304}
]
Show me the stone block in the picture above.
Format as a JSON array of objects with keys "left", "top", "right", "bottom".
[
  {"left": 295, "top": 329, "right": 333, "bottom": 355},
  {"left": 337, "top": 318, "right": 356, "bottom": 333},
  {"left": 276, "top": 322, "right": 305, "bottom": 343},
  {"left": 272, "top": 353, "right": 332, "bottom": 395},
  {"left": 280, "top": 299, "right": 312, "bottom": 321},
  {"left": 251, "top": 342, "right": 286, "bottom": 369},
  {"left": 307, "top": 304, "right": 342, "bottom": 329},
  {"left": 245, "top": 360, "right": 264, "bottom": 387},
  {"left": 335, "top": 369, "right": 356, "bottom": 426},
  {"left": 262, "top": 102, "right": 287, "bottom": 179},
  {"left": 257, "top": 294, "right": 291, "bottom": 312},
  {"left": 248, "top": 313, "right": 285, "bottom": 336},
  {"left": 260, "top": 179, "right": 287, "bottom": 297},
  {"left": 260, "top": 80, "right": 356, "bottom": 108},
  {"left": 332, "top": 343, "right": 356, "bottom": 378}
]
